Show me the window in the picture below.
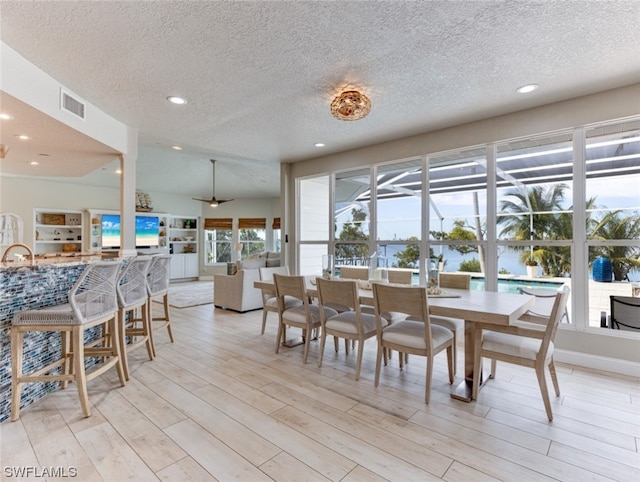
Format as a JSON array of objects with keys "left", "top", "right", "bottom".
[
  {"left": 239, "top": 218, "right": 266, "bottom": 258},
  {"left": 272, "top": 217, "right": 281, "bottom": 253},
  {"left": 203, "top": 218, "right": 232, "bottom": 265}
]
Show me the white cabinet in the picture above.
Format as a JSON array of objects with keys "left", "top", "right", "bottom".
[
  {"left": 170, "top": 253, "right": 199, "bottom": 279},
  {"left": 168, "top": 215, "right": 198, "bottom": 255},
  {"left": 85, "top": 209, "right": 169, "bottom": 253},
  {"left": 33, "top": 209, "right": 84, "bottom": 254}
]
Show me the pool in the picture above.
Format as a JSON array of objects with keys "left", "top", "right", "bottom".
[
  {"left": 409, "top": 273, "right": 564, "bottom": 293},
  {"left": 471, "top": 277, "right": 564, "bottom": 294}
]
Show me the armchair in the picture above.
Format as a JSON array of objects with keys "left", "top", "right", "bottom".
[{"left": 214, "top": 268, "right": 263, "bottom": 312}]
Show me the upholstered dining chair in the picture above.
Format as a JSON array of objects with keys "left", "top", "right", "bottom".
[
  {"left": 373, "top": 283, "right": 454, "bottom": 404},
  {"left": 387, "top": 269, "right": 413, "bottom": 285},
  {"left": 472, "top": 286, "right": 570, "bottom": 421},
  {"left": 429, "top": 272, "right": 471, "bottom": 375},
  {"left": 316, "top": 278, "right": 377, "bottom": 380},
  {"left": 146, "top": 254, "right": 174, "bottom": 357},
  {"left": 258, "top": 266, "right": 299, "bottom": 335},
  {"left": 116, "top": 255, "right": 154, "bottom": 380},
  {"left": 11, "top": 261, "right": 125, "bottom": 420},
  {"left": 601, "top": 295, "right": 640, "bottom": 331},
  {"left": 273, "top": 274, "right": 337, "bottom": 364}
]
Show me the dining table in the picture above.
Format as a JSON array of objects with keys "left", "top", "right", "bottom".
[{"left": 254, "top": 277, "right": 535, "bottom": 402}]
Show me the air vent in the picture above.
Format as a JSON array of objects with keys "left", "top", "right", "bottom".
[{"left": 60, "top": 89, "right": 85, "bottom": 120}]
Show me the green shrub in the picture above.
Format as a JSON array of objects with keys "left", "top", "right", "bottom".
[{"left": 459, "top": 258, "right": 481, "bottom": 272}]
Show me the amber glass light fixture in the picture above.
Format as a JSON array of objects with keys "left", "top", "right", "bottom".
[{"left": 330, "top": 90, "right": 371, "bottom": 121}]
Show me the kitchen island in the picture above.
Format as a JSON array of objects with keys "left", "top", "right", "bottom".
[{"left": 0, "top": 253, "right": 118, "bottom": 422}]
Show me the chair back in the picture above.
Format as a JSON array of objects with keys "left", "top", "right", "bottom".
[
  {"left": 147, "top": 254, "right": 171, "bottom": 297},
  {"left": 316, "top": 278, "right": 359, "bottom": 318},
  {"left": 117, "top": 256, "right": 152, "bottom": 309},
  {"left": 519, "top": 286, "right": 570, "bottom": 323},
  {"left": 609, "top": 295, "right": 640, "bottom": 330},
  {"left": 273, "top": 274, "right": 308, "bottom": 309},
  {"left": 338, "top": 266, "right": 368, "bottom": 280},
  {"left": 387, "top": 269, "right": 412, "bottom": 285},
  {"left": 69, "top": 261, "right": 121, "bottom": 324},
  {"left": 439, "top": 273, "right": 470, "bottom": 290},
  {"left": 373, "top": 283, "right": 429, "bottom": 322},
  {"left": 259, "top": 265, "right": 290, "bottom": 281}
]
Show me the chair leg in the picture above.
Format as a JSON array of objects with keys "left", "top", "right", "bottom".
[
  {"left": 142, "top": 303, "right": 155, "bottom": 361},
  {"left": 118, "top": 310, "right": 131, "bottom": 381},
  {"left": 374, "top": 343, "right": 383, "bottom": 387},
  {"left": 535, "top": 364, "right": 554, "bottom": 421},
  {"left": 333, "top": 335, "right": 339, "bottom": 352},
  {"left": 425, "top": 355, "right": 434, "bottom": 404},
  {"left": 302, "top": 332, "right": 311, "bottom": 364},
  {"left": 10, "top": 328, "right": 23, "bottom": 422},
  {"left": 318, "top": 330, "right": 327, "bottom": 368},
  {"left": 109, "top": 315, "right": 126, "bottom": 387},
  {"left": 451, "top": 331, "right": 457, "bottom": 376},
  {"left": 355, "top": 339, "right": 365, "bottom": 380},
  {"left": 490, "top": 358, "right": 497, "bottom": 379},
  {"left": 446, "top": 345, "right": 454, "bottom": 384},
  {"left": 73, "top": 326, "right": 91, "bottom": 418},
  {"left": 275, "top": 319, "right": 284, "bottom": 354},
  {"left": 261, "top": 309, "right": 268, "bottom": 335},
  {"left": 344, "top": 338, "right": 349, "bottom": 355},
  {"left": 163, "top": 294, "right": 174, "bottom": 343},
  {"left": 548, "top": 358, "right": 561, "bottom": 397},
  {"left": 61, "top": 330, "right": 72, "bottom": 389},
  {"left": 147, "top": 299, "right": 157, "bottom": 358}
]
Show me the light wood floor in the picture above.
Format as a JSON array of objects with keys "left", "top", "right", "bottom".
[{"left": 1, "top": 300, "right": 639, "bottom": 481}]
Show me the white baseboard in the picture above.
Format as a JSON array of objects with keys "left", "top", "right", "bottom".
[{"left": 555, "top": 349, "right": 640, "bottom": 378}]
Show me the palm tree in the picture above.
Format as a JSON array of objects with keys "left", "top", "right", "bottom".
[{"left": 591, "top": 211, "right": 640, "bottom": 280}]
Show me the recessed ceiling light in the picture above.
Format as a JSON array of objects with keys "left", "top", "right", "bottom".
[
  {"left": 30, "top": 161, "right": 39, "bottom": 166},
  {"left": 314, "top": 143, "right": 325, "bottom": 147},
  {"left": 516, "top": 84, "right": 539, "bottom": 94},
  {"left": 15, "top": 134, "right": 30, "bottom": 140},
  {"left": 0, "top": 113, "right": 13, "bottom": 120},
  {"left": 172, "top": 145, "right": 183, "bottom": 150},
  {"left": 167, "top": 96, "right": 187, "bottom": 105}
]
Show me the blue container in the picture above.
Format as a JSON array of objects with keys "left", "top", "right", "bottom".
[{"left": 592, "top": 256, "right": 613, "bottom": 282}]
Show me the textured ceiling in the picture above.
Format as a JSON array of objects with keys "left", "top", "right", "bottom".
[{"left": 1, "top": 1, "right": 639, "bottom": 200}]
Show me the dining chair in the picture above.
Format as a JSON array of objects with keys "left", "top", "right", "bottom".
[
  {"left": 258, "top": 266, "right": 298, "bottom": 335},
  {"left": 11, "top": 261, "right": 125, "bottom": 420},
  {"left": 146, "top": 254, "right": 174, "bottom": 357},
  {"left": 430, "top": 272, "right": 471, "bottom": 375},
  {"left": 338, "top": 266, "right": 369, "bottom": 280},
  {"left": 518, "top": 286, "right": 570, "bottom": 324},
  {"left": 601, "top": 295, "right": 640, "bottom": 330},
  {"left": 387, "top": 269, "right": 413, "bottom": 285},
  {"left": 273, "top": 274, "right": 337, "bottom": 364},
  {"left": 372, "top": 283, "right": 454, "bottom": 404},
  {"left": 472, "top": 286, "right": 570, "bottom": 421},
  {"left": 116, "top": 255, "right": 154, "bottom": 380},
  {"left": 316, "top": 278, "right": 377, "bottom": 379}
]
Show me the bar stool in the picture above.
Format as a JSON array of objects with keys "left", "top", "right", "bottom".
[
  {"left": 11, "top": 261, "right": 125, "bottom": 421},
  {"left": 146, "top": 254, "right": 174, "bottom": 357},
  {"left": 117, "top": 255, "right": 154, "bottom": 380}
]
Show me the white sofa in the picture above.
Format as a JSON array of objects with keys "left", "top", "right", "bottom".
[{"left": 213, "top": 252, "right": 281, "bottom": 313}]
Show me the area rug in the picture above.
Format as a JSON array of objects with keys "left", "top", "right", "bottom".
[{"left": 156, "top": 282, "right": 214, "bottom": 308}]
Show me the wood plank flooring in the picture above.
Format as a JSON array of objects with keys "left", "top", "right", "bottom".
[{"left": 1, "top": 298, "right": 639, "bottom": 481}]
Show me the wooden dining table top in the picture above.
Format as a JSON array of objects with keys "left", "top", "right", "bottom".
[{"left": 254, "top": 277, "right": 534, "bottom": 326}]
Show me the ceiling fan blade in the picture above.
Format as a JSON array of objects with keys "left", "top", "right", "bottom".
[
  {"left": 217, "top": 199, "right": 234, "bottom": 204},
  {"left": 192, "top": 197, "right": 213, "bottom": 203}
]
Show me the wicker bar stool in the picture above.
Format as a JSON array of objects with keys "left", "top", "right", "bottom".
[
  {"left": 11, "top": 261, "right": 125, "bottom": 421},
  {"left": 117, "top": 255, "right": 154, "bottom": 380},
  {"left": 146, "top": 254, "right": 174, "bottom": 357}
]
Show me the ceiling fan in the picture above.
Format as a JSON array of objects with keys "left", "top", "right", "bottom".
[{"left": 192, "top": 159, "right": 234, "bottom": 207}]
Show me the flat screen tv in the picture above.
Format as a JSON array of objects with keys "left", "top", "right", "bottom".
[
  {"left": 135, "top": 215, "right": 160, "bottom": 248},
  {"left": 100, "top": 214, "right": 160, "bottom": 249},
  {"left": 101, "top": 214, "right": 121, "bottom": 249}
]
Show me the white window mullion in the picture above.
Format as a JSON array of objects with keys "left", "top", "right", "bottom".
[{"left": 572, "top": 127, "right": 587, "bottom": 330}]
